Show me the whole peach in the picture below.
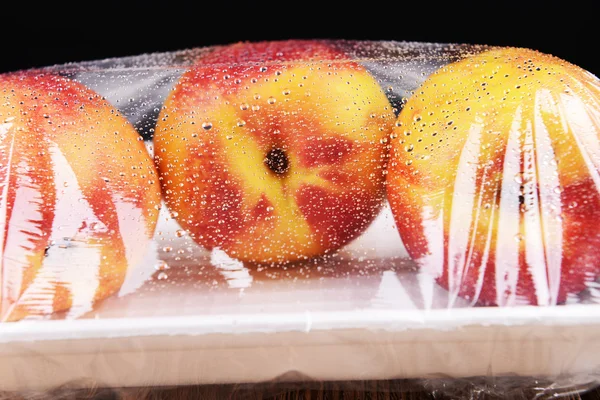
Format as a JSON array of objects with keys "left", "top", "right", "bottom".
[
  {"left": 387, "top": 48, "right": 600, "bottom": 306},
  {"left": 154, "top": 41, "right": 395, "bottom": 263},
  {"left": 0, "top": 72, "right": 161, "bottom": 321}
]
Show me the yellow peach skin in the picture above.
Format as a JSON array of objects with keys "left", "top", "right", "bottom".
[
  {"left": 0, "top": 72, "right": 162, "bottom": 321},
  {"left": 387, "top": 47, "right": 600, "bottom": 306},
  {"left": 154, "top": 41, "right": 395, "bottom": 263}
]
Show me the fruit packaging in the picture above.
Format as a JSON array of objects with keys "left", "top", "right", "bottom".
[{"left": 1, "top": 40, "right": 600, "bottom": 398}]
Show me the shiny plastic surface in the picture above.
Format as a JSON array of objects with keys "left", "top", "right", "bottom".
[{"left": 0, "top": 40, "right": 599, "bottom": 397}]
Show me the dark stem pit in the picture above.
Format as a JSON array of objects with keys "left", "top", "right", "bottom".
[{"left": 265, "top": 147, "right": 290, "bottom": 175}]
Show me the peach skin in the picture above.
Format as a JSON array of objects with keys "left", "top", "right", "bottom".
[
  {"left": 0, "top": 72, "right": 161, "bottom": 321},
  {"left": 387, "top": 47, "right": 600, "bottom": 306},
  {"left": 154, "top": 41, "right": 396, "bottom": 263}
]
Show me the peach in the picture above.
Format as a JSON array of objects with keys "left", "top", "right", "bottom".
[
  {"left": 0, "top": 72, "right": 161, "bottom": 321},
  {"left": 387, "top": 47, "right": 600, "bottom": 306},
  {"left": 154, "top": 41, "right": 395, "bottom": 263}
]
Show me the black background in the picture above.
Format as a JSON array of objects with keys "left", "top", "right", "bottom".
[{"left": 0, "top": 6, "right": 596, "bottom": 77}]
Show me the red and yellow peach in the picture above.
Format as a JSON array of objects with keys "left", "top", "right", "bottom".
[
  {"left": 154, "top": 41, "right": 395, "bottom": 263},
  {"left": 387, "top": 47, "right": 600, "bottom": 306},
  {"left": 0, "top": 72, "right": 161, "bottom": 321}
]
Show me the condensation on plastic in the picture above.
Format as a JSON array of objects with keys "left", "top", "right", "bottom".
[{"left": 0, "top": 40, "right": 600, "bottom": 398}]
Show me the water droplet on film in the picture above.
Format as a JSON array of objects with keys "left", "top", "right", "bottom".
[
  {"left": 157, "top": 272, "right": 168, "bottom": 280},
  {"left": 155, "top": 261, "right": 170, "bottom": 271}
]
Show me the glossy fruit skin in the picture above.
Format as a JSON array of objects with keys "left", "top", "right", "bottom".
[
  {"left": 387, "top": 47, "right": 600, "bottom": 306},
  {"left": 0, "top": 72, "right": 161, "bottom": 321},
  {"left": 154, "top": 41, "right": 396, "bottom": 263}
]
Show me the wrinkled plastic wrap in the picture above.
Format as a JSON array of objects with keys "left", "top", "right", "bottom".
[{"left": 1, "top": 40, "right": 600, "bottom": 398}]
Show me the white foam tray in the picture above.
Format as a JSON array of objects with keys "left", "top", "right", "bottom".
[
  {"left": 1, "top": 206, "right": 599, "bottom": 391},
  {"left": 2, "top": 306, "right": 600, "bottom": 391}
]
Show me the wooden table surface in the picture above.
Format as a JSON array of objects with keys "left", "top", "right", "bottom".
[{"left": 3, "top": 380, "right": 600, "bottom": 400}]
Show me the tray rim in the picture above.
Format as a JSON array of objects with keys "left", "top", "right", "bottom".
[{"left": 1, "top": 303, "right": 600, "bottom": 344}]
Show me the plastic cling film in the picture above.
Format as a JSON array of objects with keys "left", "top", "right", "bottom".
[
  {"left": 0, "top": 40, "right": 599, "bottom": 396},
  {"left": 0, "top": 74, "right": 162, "bottom": 322},
  {"left": 386, "top": 47, "right": 600, "bottom": 307}
]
